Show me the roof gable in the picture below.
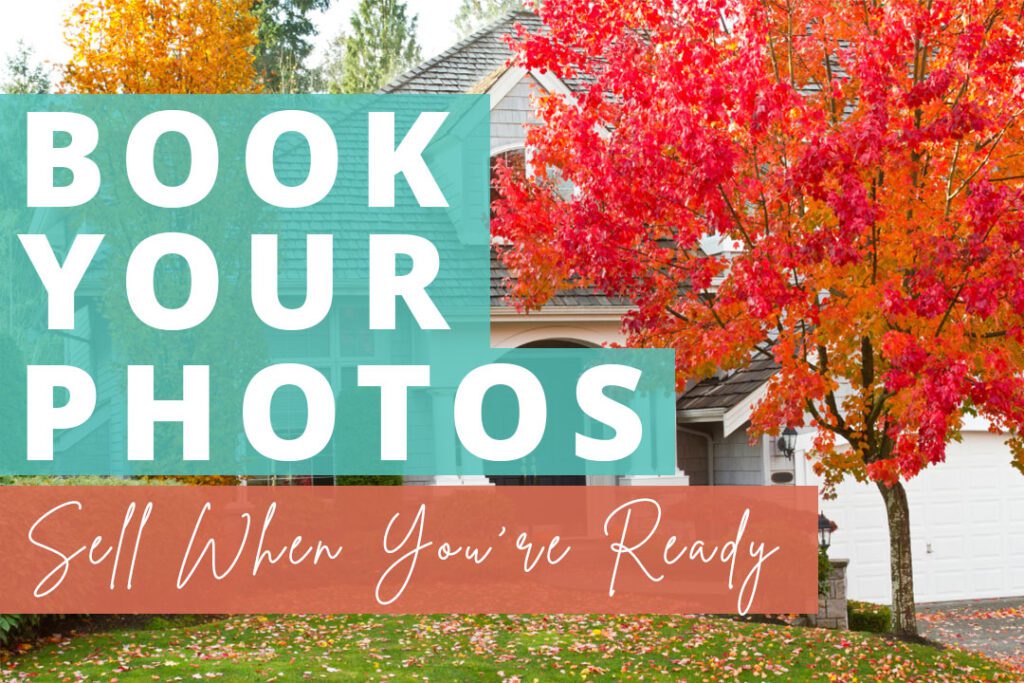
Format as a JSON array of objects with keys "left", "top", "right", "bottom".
[{"left": 381, "top": 10, "right": 542, "bottom": 94}]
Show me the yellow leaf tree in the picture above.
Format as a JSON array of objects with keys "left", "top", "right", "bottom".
[
  {"left": 62, "top": 0, "right": 262, "bottom": 486},
  {"left": 63, "top": 0, "right": 261, "bottom": 94}
]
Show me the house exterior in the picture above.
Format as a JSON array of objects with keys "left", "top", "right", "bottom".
[
  {"left": 383, "top": 11, "right": 790, "bottom": 492},
  {"left": 383, "top": 10, "right": 1024, "bottom": 605}
]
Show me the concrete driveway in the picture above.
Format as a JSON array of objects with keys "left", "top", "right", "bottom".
[{"left": 918, "top": 597, "right": 1024, "bottom": 668}]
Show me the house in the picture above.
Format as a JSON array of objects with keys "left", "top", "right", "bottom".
[{"left": 382, "top": 10, "right": 1024, "bottom": 605}]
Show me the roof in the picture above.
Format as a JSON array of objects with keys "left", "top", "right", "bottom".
[
  {"left": 382, "top": 10, "right": 588, "bottom": 95},
  {"left": 382, "top": 10, "right": 543, "bottom": 94},
  {"left": 384, "top": 11, "right": 612, "bottom": 309},
  {"left": 677, "top": 357, "right": 779, "bottom": 411},
  {"left": 490, "top": 248, "right": 630, "bottom": 308}
]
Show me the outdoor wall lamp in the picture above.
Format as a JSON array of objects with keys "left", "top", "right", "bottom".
[
  {"left": 818, "top": 512, "right": 836, "bottom": 550},
  {"left": 776, "top": 427, "right": 798, "bottom": 459}
]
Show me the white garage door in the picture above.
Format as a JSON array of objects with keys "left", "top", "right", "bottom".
[{"left": 797, "top": 433, "right": 1024, "bottom": 604}]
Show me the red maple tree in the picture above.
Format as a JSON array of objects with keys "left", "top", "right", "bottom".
[{"left": 493, "top": 0, "right": 1024, "bottom": 635}]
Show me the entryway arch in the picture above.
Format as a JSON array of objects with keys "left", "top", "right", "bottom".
[{"left": 486, "top": 337, "right": 590, "bottom": 486}]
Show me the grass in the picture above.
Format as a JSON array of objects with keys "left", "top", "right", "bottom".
[{"left": 1, "top": 613, "right": 1019, "bottom": 682}]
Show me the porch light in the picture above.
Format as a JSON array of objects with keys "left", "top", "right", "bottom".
[
  {"left": 818, "top": 513, "right": 836, "bottom": 550},
  {"left": 777, "top": 427, "right": 798, "bottom": 459}
]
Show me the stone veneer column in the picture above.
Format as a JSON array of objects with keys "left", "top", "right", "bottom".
[{"left": 809, "top": 558, "right": 849, "bottom": 629}]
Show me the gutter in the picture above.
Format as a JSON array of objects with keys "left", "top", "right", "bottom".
[
  {"left": 679, "top": 425, "right": 715, "bottom": 486},
  {"left": 677, "top": 407, "right": 726, "bottom": 423}
]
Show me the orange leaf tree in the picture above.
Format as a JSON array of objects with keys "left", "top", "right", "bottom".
[
  {"left": 494, "top": 0, "right": 1024, "bottom": 636},
  {"left": 63, "top": 0, "right": 261, "bottom": 94}
]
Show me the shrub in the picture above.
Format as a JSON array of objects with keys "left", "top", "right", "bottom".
[
  {"left": 0, "top": 475, "right": 185, "bottom": 486},
  {"left": 817, "top": 548, "right": 832, "bottom": 595},
  {"left": 335, "top": 475, "right": 404, "bottom": 485},
  {"left": 848, "top": 600, "right": 892, "bottom": 633},
  {"left": 0, "top": 614, "right": 40, "bottom": 647}
]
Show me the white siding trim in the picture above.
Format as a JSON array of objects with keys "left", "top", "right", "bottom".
[
  {"left": 491, "top": 142, "right": 525, "bottom": 157},
  {"left": 487, "top": 66, "right": 529, "bottom": 109},
  {"left": 678, "top": 408, "right": 726, "bottom": 423},
  {"left": 492, "top": 323, "right": 614, "bottom": 349},
  {"left": 760, "top": 434, "right": 771, "bottom": 485},
  {"left": 531, "top": 69, "right": 576, "bottom": 100},
  {"left": 723, "top": 382, "right": 768, "bottom": 437},
  {"left": 487, "top": 66, "right": 578, "bottom": 111}
]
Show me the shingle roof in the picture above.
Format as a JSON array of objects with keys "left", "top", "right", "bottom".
[
  {"left": 383, "top": 12, "right": 615, "bottom": 308},
  {"left": 677, "top": 357, "right": 779, "bottom": 411},
  {"left": 382, "top": 10, "right": 543, "bottom": 94},
  {"left": 490, "top": 248, "right": 630, "bottom": 308}
]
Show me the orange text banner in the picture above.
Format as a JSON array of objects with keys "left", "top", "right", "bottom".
[{"left": 0, "top": 486, "right": 818, "bottom": 614}]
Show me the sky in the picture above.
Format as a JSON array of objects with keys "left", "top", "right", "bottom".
[{"left": 0, "top": 0, "right": 462, "bottom": 84}]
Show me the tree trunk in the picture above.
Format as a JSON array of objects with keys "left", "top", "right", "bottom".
[{"left": 876, "top": 480, "right": 918, "bottom": 636}]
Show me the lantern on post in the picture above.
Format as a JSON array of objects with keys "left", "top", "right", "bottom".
[{"left": 818, "top": 513, "right": 837, "bottom": 550}]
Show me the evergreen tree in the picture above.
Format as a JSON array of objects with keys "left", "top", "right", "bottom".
[
  {"left": 252, "top": 0, "right": 332, "bottom": 93},
  {"left": 2, "top": 41, "right": 50, "bottom": 94},
  {"left": 340, "top": 0, "right": 421, "bottom": 93},
  {"left": 454, "top": 0, "right": 521, "bottom": 38},
  {"left": 317, "top": 29, "right": 348, "bottom": 94}
]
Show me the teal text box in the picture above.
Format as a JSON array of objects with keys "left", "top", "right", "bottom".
[{"left": 0, "top": 95, "right": 675, "bottom": 477}]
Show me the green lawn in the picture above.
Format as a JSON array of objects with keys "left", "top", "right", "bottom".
[{"left": 2, "top": 614, "right": 1018, "bottom": 682}]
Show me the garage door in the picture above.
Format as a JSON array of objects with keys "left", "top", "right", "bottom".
[{"left": 797, "top": 433, "right": 1024, "bottom": 604}]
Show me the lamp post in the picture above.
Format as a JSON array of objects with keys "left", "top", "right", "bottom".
[{"left": 777, "top": 427, "right": 798, "bottom": 459}]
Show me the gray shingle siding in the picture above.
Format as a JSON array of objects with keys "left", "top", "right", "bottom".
[
  {"left": 714, "top": 427, "right": 766, "bottom": 485},
  {"left": 678, "top": 429, "right": 710, "bottom": 485},
  {"left": 491, "top": 75, "right": 539, "bottom": 151}
]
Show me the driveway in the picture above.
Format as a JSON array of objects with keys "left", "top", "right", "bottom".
[{"left": 918, "top": 597, "right": 1024, "bottom": 668}]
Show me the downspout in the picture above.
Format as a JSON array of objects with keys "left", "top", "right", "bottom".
[{"left": 679, "top": 426, "right": 714, "bottom": 485}]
